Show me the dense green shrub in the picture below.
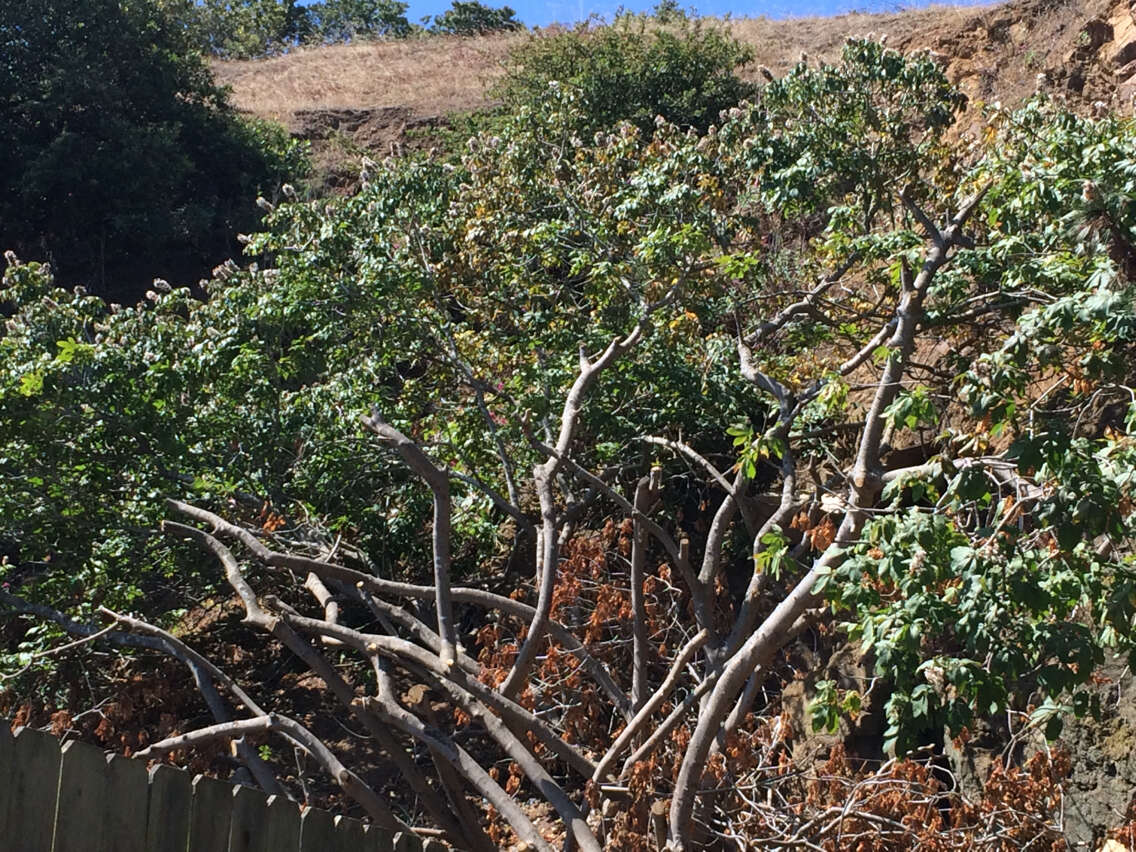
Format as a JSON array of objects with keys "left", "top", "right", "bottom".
[
  {"left": 816, "top": 100, "right": 1136, "bottom": 750},
  {"left": 495, "top": 8, "right": 756, "bottom": 135},
  {"left": 0, "top": 0, "right": 306, "bottom": 297}
]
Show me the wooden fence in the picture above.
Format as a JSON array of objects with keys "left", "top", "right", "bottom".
[{"left": 0, "top": 723, "right": 438, "bottom": 852}]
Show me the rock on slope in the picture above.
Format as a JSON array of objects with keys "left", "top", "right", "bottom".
[{"left": 896, "top": 0, "right": 1136, "bottom": 126}]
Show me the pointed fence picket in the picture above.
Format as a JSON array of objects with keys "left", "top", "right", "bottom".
[{"left": 0, "top": 722, "right": 426, "bottom": 852}]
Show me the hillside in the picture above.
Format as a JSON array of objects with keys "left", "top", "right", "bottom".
[{"left": 215, "top": 0, "right": 1136, "bottom": 166}]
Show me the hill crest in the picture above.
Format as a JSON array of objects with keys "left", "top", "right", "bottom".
[{"left": 213, "top": 0, "right": 1136, "bottom": 175}]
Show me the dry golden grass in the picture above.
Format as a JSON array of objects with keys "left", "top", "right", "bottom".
[
  {"left": 212, "top": 31, "right": 523, "bottom": 122},
  {"left": 218, "top": 0, "right": 1133, "bottom": 157},
  {"left": 213, "top": 4, "right": 998, "bottom": 124},
  {"left": 725, "top": 4, "right": 988, "bottom": 79}
]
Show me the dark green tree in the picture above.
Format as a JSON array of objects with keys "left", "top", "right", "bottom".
[
  {"left": 160, "top": 0, "right": 313, "bottom": 57},
  {"left": 429, "top": 0, "right": 522, "bottom": 35},
  {"left": 0, "top": 0, "right": 305, "bottom": 297},
  {"left": 193, "top": 0, "right": 313, "bottom": 56},
  {"left": 305, "top": 0, "right": 412, "bottom": 41}
]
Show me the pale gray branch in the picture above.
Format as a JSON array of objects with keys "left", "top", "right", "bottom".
[
  {"left": 360, "top": 410, "right": 458, "bottom": 668},
  {"left": 136, "top": 713, "right": 405, "bottom": 832}
]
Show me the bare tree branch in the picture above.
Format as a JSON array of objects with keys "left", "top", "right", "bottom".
[
  {"left": 162, "top": 520, "right": 468, "bottom": 842},
  {"left": 165, "top": 499, "right": 631, "bottom": 719},
  {"left": 95, "top": 606, "right": 287, "bottom": 798},
  {"left": 0, "top": 590, "right": 285, "bottom": 798},
  {"left": 349, "top": 584, "right": 481, "bottom": 676},
  {"left": 502, "top": 311, "right": 656, "bottom": 699},
  {"left": 402, "top": 684, "right": 497, "bottom": 852},
  {"left": 269, "top": 605, "right": 595, "bottom": 779},
  {"left": 592, "top": 628, "right": 709, "bottom": 784},
  {"left": 743, "top": 253, "right": 861, "bottom": 348},
  {"left": 640, "top": 436, "right": 735, "bottom": 497},
  {"left": 136, "top": 713, "right": 407, "bottom": 832},
  {"left": 304, "top": 573, "right": 343, "bottom": 647},
  {"left": 359, "top": 693, "right": 555, "bottom": 852},
  {"left": 630, "top": 467, "right": 661, "bottom": 711},
  {"left": 668, "top": 188, "right": 988, "bottom": 849},
  {"left": 360, "top": 409, "right": 458, "bottom": 668}
]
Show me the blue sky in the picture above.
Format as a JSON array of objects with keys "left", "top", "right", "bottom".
[{"left": 411, "top": 0, "right": 998, "bottom": 29}]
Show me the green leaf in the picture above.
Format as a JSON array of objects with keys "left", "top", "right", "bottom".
[{"left": 18, "top": 371, "right": 44, "bottom": 397}]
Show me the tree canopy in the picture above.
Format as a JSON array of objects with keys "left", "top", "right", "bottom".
[
  {"left": 163, "top": 0, "right": 524, "bottom": 57},
  {"left": 0, "top": 0, "right": 306, "bottom": 297},
  {"left": 430, "top": 0, "right": 521, "bottom": 35}
]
